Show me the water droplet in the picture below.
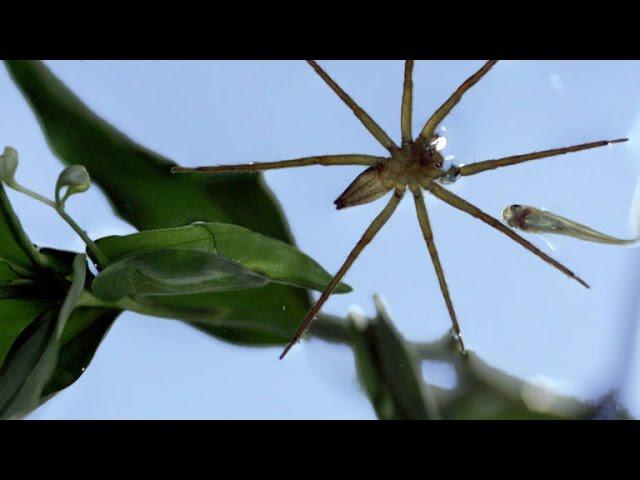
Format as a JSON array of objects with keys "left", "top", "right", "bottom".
[
  {"left": 431, "top": 135, "right": 448, "bottom": 152},
  {"left": 439, "top": 165, "right": 461, "bottom": 184}
]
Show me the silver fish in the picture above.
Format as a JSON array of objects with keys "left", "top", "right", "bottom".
[{"left": 502, "top": 205, "right": 638, "bottom": 245}]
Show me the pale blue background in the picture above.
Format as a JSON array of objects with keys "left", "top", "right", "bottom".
[{"left": 0, "top": 61, "right": 638, "bottom": 419}]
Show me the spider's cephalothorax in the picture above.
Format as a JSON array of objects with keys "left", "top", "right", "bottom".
[{"left": 172, "top": 60, "right": 627, "bottom": 359}]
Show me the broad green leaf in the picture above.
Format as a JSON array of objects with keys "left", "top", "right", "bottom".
[
  {"left": 147, "top": 284, "right": 312, "bottom": 345},
  {"left": 350, "top": 296, "right": 436, "bottom": 420},
  {"left": 6, "top": 60, "right": 312, "bottom": 344},
  {"left": 0, "top": 254, "right": 86, "bottom": 419},
  {"left": 96, "top": 223, "right": 351, "bottom": 294},
  {"left": 92, "top": 249, "right": 268, "bottom": 302}
]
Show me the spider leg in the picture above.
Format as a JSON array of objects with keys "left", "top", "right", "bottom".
[
  {"left": 417, "top": 60, "right": 498, "bottom": 145},
  {"left": 459, "top": 138, "right": 628, "bottom": 177},
  {"left": 401, "top": 60, "right": 414, "bottom": 144},
  {"left": 280, "top": 190, "right": 404, "bottom": 359},
  {"left": 307, "top": 60, "right": 398, "bottom": 153},
  {"left": 423, "top": 181, "right": 590, "bottom": 289},
  {"left": 413, "top": 189, "right": 465, "bottom": 352},
  {"left": 171, "top": 154, "right": 385, "bottom": 174}
]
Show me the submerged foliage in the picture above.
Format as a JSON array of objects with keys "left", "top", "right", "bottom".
[{"left": 0, "top": 60, "right": 632, "bottom": 419}]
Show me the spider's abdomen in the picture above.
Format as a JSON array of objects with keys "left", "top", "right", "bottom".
[{"left": 334, "top": 166, "right": 391, "bottom": 210}]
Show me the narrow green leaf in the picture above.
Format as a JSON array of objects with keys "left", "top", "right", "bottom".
[
  {"left": 0, "top": 262, "right": 22, "bottom": 285},
  {"left": 350, "top": 296, "right": 436, "bottom": 420},
  {"left": 92, "top": 249, "right": 268, "bottom": 302},
  {"left": 0, "top": 299, "right": 56, "bottom": 368},
  {"left": 96, "top": 222, "right": 351, "bottom": 294},
  {"left": 0, "top": 254, "right": 86, "bottom": 419},
  {"left": 0, "top": 183, "right": 43, "bottom": 274}
]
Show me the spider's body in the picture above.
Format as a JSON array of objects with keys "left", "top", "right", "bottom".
[
  {"left": 173, "top": 60, "right": 627, "bottom": 359},
  {"left": 336, "top": 142, "right": 443, "bottom": 209}
]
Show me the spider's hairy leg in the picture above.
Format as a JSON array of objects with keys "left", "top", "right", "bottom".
[
  {"left": 306, "top": 60, "right": 398, "bottom": 153},
  {"left": 459, "top": 138, "right": 628, "bottom": 177},
  {"left": 423, "top": 181, "right": 590, "bottom": 289},
  {"left": 171, "top": 154, "right": 384, "bottom": 174},
  {"left": 413, "top": 189, "right": 465, "bottom": 353},
  {"left": 280, "top": 190, "right": 404, "bottom": 360},
  {"left": 416, "top": 60, "right": 498, "bottom": 145},
  {"left": 401, "top": 60, "right": 414, "bottom": 144}
]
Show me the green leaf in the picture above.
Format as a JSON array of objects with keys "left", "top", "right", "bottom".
[
  {"left": 0, "top": 183, "right": 43, "bottom": 275},
  {"left": 0, "top": 254, "right": 86, "bottom": 419},
  {"left": 37, "top": 247, "right": 77, "bottom": 277},
  {"left": 92, "top": 249, "right": 268, "bottom": 302},
  {"left": 96, "top": 222, "right": 351, "bottom": 294},
  {"left": 0, "top": 262, "right": 22, "bottom": 285},
  {"left": 350, "top": 296, "right": 436, "bottom": 420},
  {"left": 5, "top": 60, "right": 312, "bottom": 344},
  {"left": 145, "top": 284, "right": 312, "bottom": 345},
  {"left": 0, "top": 299, "right": 56, "bottom": 369},
  {"left": 42, "top": 307, "right": 119, "bottom": 398}
]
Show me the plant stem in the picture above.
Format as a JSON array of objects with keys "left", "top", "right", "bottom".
[
  {"left": 6, "top": 180, "right": 109, "bottom": 269},
  {"left": 54, "top": 206, "right": 109, "bottom": 268},
  {"left": 6, "top": 181, "right": 57, "bottom": 208},
  {"left": 312, "top": 313, "right": 457, "bottom": 361},
  {"left": 310, "top": 314, "right": 352, "bottom": 344}
]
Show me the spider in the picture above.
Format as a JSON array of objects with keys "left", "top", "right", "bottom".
[{"left": 173, "top": 60, "right": 627, "bottom": 360}]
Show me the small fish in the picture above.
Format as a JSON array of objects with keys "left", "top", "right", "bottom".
[{"left": 502, "top": 205, "right": 639, "bottom": 246}]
